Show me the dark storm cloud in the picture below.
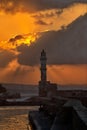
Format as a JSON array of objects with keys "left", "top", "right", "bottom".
[
  {"left": 35, "top": 20, "right": 53, "bottom": 25},
  {"left": 17, "top": 14, "right": 87, "bottom": 66},
  {"left": 0, "top": 0, "right": 87, "bottom": 14},
  {"left": 0, "top": 50, "right": 16, "bottom": 67}
]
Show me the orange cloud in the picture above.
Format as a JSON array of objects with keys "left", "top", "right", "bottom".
[
  {"left": 0, "top": 33, "right": 40, "bottom": 50},
  {"left": 0, "top": 60, "right": 40, "bottom": 84},
  {"left": 0, "top": 3, "right": 87, "bottom": 41}
]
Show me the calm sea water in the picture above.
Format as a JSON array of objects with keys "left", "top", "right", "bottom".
[{"left": 0, "top": 106, "right": 39, "bottom": 130}]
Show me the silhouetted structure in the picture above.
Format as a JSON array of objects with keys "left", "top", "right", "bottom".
[
  {"left": 28, "top": 50, "right": 87, "bottom": 130},
  {"left": 39, "top": 50, "right": 57, "bottom": 97}
]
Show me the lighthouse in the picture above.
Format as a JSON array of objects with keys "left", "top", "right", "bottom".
[
  {"left": 39, "top": 49, "right": 47, "bottom": 96},
  {"left": 39, "top": 49, "right": 57, "bottom": 97},
  {"left": 40, "top": 49, "right": 47, "bottom": 84}
]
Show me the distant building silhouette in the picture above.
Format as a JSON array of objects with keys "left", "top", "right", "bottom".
[{"left": 39, "top": 50, "right": 57, "bottom": 97}]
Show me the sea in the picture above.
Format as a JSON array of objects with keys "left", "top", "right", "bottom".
[
  {"left": 0, "top": 84, "right": 39, "bottom": 130},
  {"left": 0, "top": 106, "right": 39, "bottom": 130},
  {"left": 1, "top": 84, "right": 87, "bottom": 130}
]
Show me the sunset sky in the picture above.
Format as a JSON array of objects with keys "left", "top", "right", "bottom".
[{"left": 0, "top": 0, "right": 87, "bottom": 85}]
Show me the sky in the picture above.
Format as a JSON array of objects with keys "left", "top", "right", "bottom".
[{"left": 0, "top": 0, "right": 87, "bottom": 85}]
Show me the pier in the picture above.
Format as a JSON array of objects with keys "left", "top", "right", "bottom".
[{"left": 28, "top": 99, "right": 87, "bottom": 130}]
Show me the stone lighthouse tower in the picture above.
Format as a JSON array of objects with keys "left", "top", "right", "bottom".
[
  {"left": 40, "top": 49, "right": 47, "bottom": 83},
  {"left": 39, "top": 49, "right": 57, "bottom": 97},
  {"left": 39, "top": 49, "right": 47, "bottom": 96}
]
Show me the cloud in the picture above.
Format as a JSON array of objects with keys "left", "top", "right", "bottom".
[
  {"left": 0, "top": 60, "right": 39, "bottom": 84},
  {"left": 9, "top": 35, "right": 23, "bottom": 43},
  {"left": 0, "top": 0, "right": 87, "bottom": 14},
  {"left": 32, "top": 9, "right": 63, "bottom": 19},
  {"left": 56, "top": 10, "right": 63, "bottom": 16},
  {"left": 5, "top": 33, "right": 40, "bottom": 49},
  {"left": 32, "top": 12, "right": 54, "bottom": 19},
  {"left": 0, "top": 50, "right": 16, "bottom": 67},
  {"left": 0, "top": 12, "right": 87, "bottom": 69},
  {"left": 17, "top": 14, "right": 87, "bottom": 66},
  {"left": 6, "top": 61, "right": 34, "bottom": 78},
  {"left": 35, "top": 20, "right": 53, "bottom": 25}
]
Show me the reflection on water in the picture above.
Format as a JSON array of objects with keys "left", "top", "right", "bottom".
[{"left": 0, "top": 106, "right": 38, "bottom": 130}]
